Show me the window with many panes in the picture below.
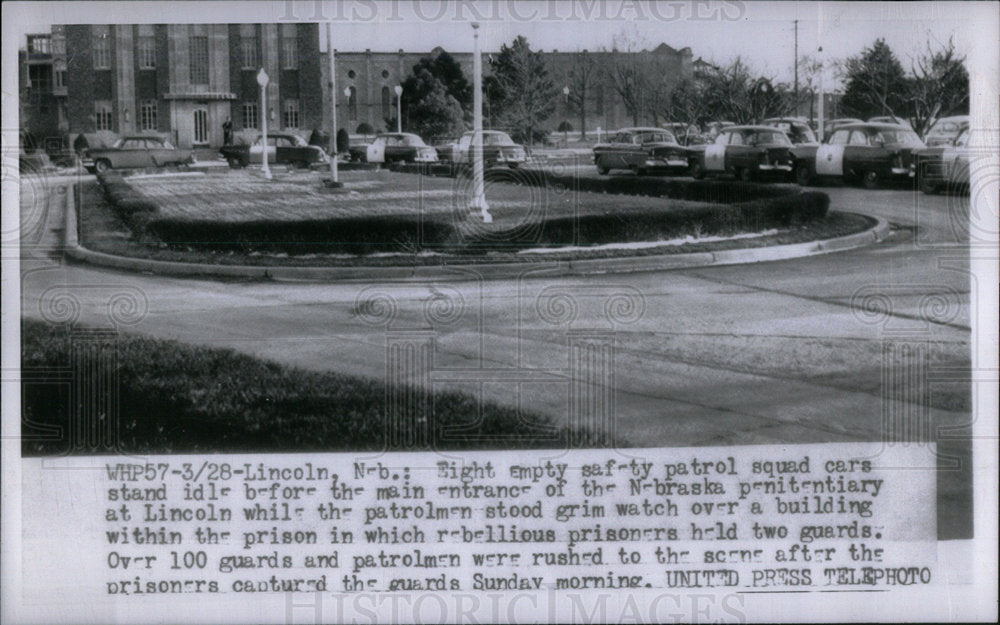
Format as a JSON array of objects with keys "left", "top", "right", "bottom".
[
  {"left": 189, "top": 35, "right": 209, "bottom": 84},
  {"left": 240, "top": 24, "right": 258, "bottom": 69},
  {"left": 280, "top": 24, "right": 297, "bottom": 69},
  {"left": 242, "top": 102, "right": 259, "bottom": 130},
  {"left": 283, "top": 100, "right": 299, "bottom": 128},
  {"left": 348, "top": 86, "right": 357, "bottom": 120},
  {"left": 93, "top": 26, "right": 111, "bottom": 69},
  {"left": 95, "top": 101, "right": 114, "bottom": 131},
  {"left": 381, "top": 86, "right": 391, "bottom": 120},
  {"left": 55, "top": 69, "right": 65, "bottom": 89},
  {"left": 139, "top": 100, "right": 157, "bottom": 131},
  {"left": 137, "top": 25, "right": 156, "bottom": 69}
]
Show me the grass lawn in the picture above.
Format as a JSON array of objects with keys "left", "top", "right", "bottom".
[
  {"left": 80, "top": 170, "right": 866, "bottom": 267},
  {"left": 21, "top": 319, "right": 622, "bottom": 455}
]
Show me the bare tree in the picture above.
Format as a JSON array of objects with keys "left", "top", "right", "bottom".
[
  {"left": 906, "top": 36, "right": 969, "bottom": 137},
  {"left": 567, "top": 50, "right": 597, "bottom": 140}
]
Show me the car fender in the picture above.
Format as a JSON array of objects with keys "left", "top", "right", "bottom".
[{"left": 704, "top": 144, "right": 726, "bottom": 171}]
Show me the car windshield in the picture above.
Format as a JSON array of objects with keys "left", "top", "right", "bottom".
[
  {"left": 637, "top": 132, "right": 676, "bottom": 144},
  {"left": 482, "top": 133, "right": 515, "bottom": 146},
  {"left": 874, "top": 129, "right": 922, "bottom": 145},
  {"left": 928, "top": 120, "right": 963, "bottom": 135},
  {"left": 753, "top": 131, "right": 792, "bottom": 146}
]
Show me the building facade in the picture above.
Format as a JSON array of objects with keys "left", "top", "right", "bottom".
[{"left": 22, "top": 24, "right": 698, "bottom": 149}]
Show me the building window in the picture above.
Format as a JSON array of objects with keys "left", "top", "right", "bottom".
[
  {"left": 348, "top": 86, "right": 357, "bottom": 120},
  {"left": 28, "top": 65, "right": 52, "bottom": 93},
  {"left": 242, "top": 102, "right": 259, "bottom": 130},
  {"left": 281, "top": 24, "right": 298, "bottom": 70},
  {"left": 95, "top": 101, "right": 114, "bottom": 131},
  {"left": 282, "top": 100, "right": 299, "bottom": 128},
  {"left": 54, "top": 69, "right": 65, "bottom": 89},
  {"left": 594, "top": 83, "right": 604, "bottom": 116},
  {"left": 240, "top": 24, "right": 258, "bottom": 69},
  {"left": 28, "top": 35, "right": 52, "bottom": 54},
  {"left": 137, "top": 31, "right": 156, "bottom": 69},
  {"left": 52, "top": 36, "right": 66, "bottom": 56},
  {"left": 139, "top": 100, "right": 157, "bottom": 131},
  {"left": 381, "top": 86, "right": 391, "bottom": 121},
  {"left": 189, "top": 36, "right": 209, "bottom": 84},
  {"left": 93, "top": 26, "right": 111, "bottom": 69}
]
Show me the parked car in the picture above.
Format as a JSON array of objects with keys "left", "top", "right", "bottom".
[
  {"left": 219, "top": 133, "right": 327, "bottom": 169},
  {"left": 791, "top": 122, "right": 925, "bottom": 189},
  {"left": 439, "top": 131, "right": 527, "bottom": 169},
  {"left": 914, "top": 127, "right": 971, "bottom": 194},
  {"left": 687, "top": 125, "right": 795, "bottom": 182},
  {"left": 923, "top": 115, "right": 969, "bottom": 147},
  {"left": 824, "top": 118, "right": 865, "bottom": 135},
  {"left": 661, "top": 123, "right": 703, "bottom": 146},
  {"left": 592, "top": 127, "right": 690, "bottom": 175},
  {"left": 761, "top": 118, "right": 819, "bottom": 145},
  {"left": 868, "top": 116, "right": 915, "bottom": 131},
  {"left": 84, "top": 135, "right": 194, "bottom": 173},
  {"left": 346, "top": 132, "right": 438, "bottom": 164}
]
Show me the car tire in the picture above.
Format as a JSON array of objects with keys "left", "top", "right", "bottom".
[
  {"left": 795, "top": 163, "right": 813, "bottom": 186},
  {"left": 293, "top": 160, "right": 310, "bottom": 170},
  {"left": 596, "top": 158, "right": 610, "bottom": 175},
  {"left": 94, "top": 159, "right": 111, "bottom": 173},
  {"left": 861, "top": 169, "right": 881, "bottom": 190},
  {"left": 690, "top": 161, "right": 706, "bottom": 180},
  {"left": 739, "top": 168, "right": 754, "bottom": 183},
  {"left": 918, "top": 171, "right": 939, "bottom": 195}
]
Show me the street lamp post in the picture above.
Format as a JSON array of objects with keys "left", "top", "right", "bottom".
[
  {"left": 469, "top": 22, "right": 491, "bottom": 223},
  {"left": 326, "top": 23, "right": 338, "bottom": 183},
  {"left": 394, "top": 85, "right": 403, "bottom": 133},
  {"left": 256, "top": 68, "right": 271, "bottom": 180},
  {"left": 817, "top": 46, "right": 825, "bottom": 142}
]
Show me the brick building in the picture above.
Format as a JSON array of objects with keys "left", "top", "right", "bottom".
[{"left": 21, "top": 24, "right": 697, "bottom": 149}]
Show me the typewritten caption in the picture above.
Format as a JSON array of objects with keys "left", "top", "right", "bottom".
[{"left": 23, "top": 445, "right": 936, "bottom": 599}]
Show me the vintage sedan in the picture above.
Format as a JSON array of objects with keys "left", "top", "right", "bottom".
[
  {"left": 593, "top": 127, "right": 689, "bottom": 175},
  {"left": 440, "top": 131, "right": 527, "bottom": 169},
  {"left": 348, "top": 132, "right": 438, "bottom": 164},
  {"left": 84, "top": 136, "right": 193, "bottom": 173},
  {"left": 687, "top": 125, "right": 795, "bottom": 182},
  {"left": 914, "top": 127, "right": 971, "bottom": 194},
  {"left": 219, "top": 133, "right": 327, "bottom": 169},
  {"left": 923, "top": 115, "right": 969, "bottom": 147},
  {"left": 791, "top": 122, "right": 925, "bottom": 189},
  {"left": 762, "top": 118, "right": 819, "bottom": 145}
]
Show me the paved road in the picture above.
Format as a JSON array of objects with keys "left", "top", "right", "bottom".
[{"left": 16, "top": 169, "right": 973, "bottom": 535}]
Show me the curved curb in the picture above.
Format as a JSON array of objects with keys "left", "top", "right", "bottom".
[{"left": 64, "top": 183, "right": 890, "bottom": 283}]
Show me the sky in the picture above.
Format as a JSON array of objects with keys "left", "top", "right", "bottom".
[{"left": 6, "top": 1, "right": 992, "bottom": 86}]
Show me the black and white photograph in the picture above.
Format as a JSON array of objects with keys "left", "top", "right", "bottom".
[{"left": 3, "top": 1, "right": 997, "bottom": 622}]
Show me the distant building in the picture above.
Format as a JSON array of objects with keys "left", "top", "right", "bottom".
[{"left": 21, "top": 24, "right": 696, "bottom": 149}]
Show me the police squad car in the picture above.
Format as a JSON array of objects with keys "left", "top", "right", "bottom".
[
  {"left": 791, "top": 122, "right": 925, "bottom": 189},
  {"left": 687, "top": 125, "right": 795, "bottom": 182}
]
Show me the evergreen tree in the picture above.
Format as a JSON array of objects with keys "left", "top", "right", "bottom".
[
  {"left": 485, "top": 36, "right": 558, "bottom": 146},
  {"left": 840, "top": 39, "right": 908, "bottom": 119}
]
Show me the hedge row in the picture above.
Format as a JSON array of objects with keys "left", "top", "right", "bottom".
[
  {"left": 96, "top": 170, "right": 158, "bottom": 222},
  {"left": 21, "top": 320, "right": 617, "bottom": 455},
  {"left": 95, "top": 169, "right": 829, "bottom": 256},
  {"left": 475, "top": 191, "right": 830, "bottom": 251}
]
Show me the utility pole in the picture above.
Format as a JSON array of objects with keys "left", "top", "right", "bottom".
[
  {"left": 794, "top": 20, "right": 799, "bottom": 117},
  {"left": 469, "top": 22, "right": 491, "bottom": 223}
]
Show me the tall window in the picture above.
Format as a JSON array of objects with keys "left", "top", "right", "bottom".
[
  {"left": 95, "top": 101, "right": 114, "bottom": 131},
  {"left": 282, "top": 100, "right": 299, "bottom": 128},
  {"left": 381, "top": 86, "right": 391, "bottom": 120},
  {"left": 137, "top": 25, "right": 155, "bottom": 69},
  {"left": 189, "top": 35, "right": 209, "bottom": 84},
  {"left": 54, "top": 69, "right": 65, "bottom": 89},
  {"left": 139, "top": 100, "right": 157, "bottom": 131},
  {"left": 242, "top": 102, "right": 259, "bottom": 129},
  {"left": 594, "top": 83, "right": 604, "bottom": 116},
  {"left": 28, "top": 65, "right": 52, "bottom": 93},
  {"left": 28, "top": 35, "right": 51, "bottom": 54},
  {"left": 240, "top": 24, "right": 258, "bottom": 69},
  {"left": 280, "top": 24, "right": 297, "bottom": 69},
  {"left": 92, "top": 26, "right": 111, "bottom": 69},
  {"left": 52, "top": 35, "right": 66, "bottom": 56},
  {"left": 348, "top": 86, "right": 357, "bottom": 120}
]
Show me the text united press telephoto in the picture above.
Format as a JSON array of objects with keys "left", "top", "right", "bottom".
[{"left": 4, "top": 1, "right": 998, "bottom": 623}]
